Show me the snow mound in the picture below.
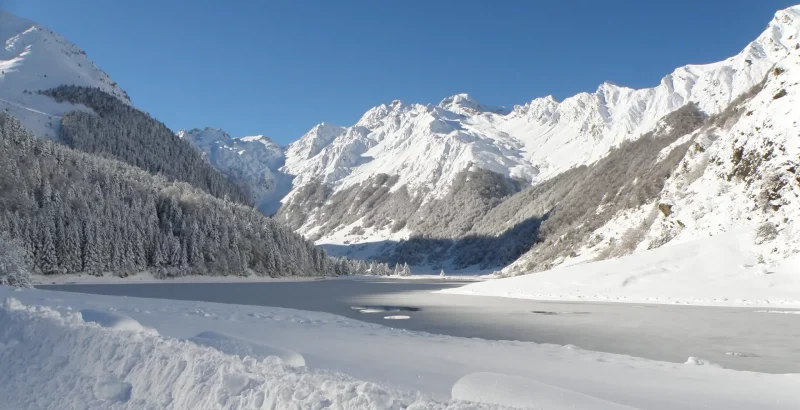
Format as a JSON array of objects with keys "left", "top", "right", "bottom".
[
  {"left": 0, "top": 298, "right": 498, "bottom": 409},
  {"left": 452, "top": 372, "right": 635, "bottom": 410},
  {"left": 189, "top": 330, "right": 305, "bottom": 367},
  {"left": 80, "top": 309, "right": 158, "bottom": 335},
  {"left": 685, "top": 357, "right": 722, "bottom": 368}
]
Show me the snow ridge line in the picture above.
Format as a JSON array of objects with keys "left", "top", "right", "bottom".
[{"left": 0, "top": 298, "right": 504, "bottom": 410}]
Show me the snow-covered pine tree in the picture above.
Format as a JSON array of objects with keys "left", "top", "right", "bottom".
[
  {"left": 0, "top": 232, "right": 32, "bottom": 287},
  {"left": 401, "top": 262, "right": 411, "bottom": 276}
]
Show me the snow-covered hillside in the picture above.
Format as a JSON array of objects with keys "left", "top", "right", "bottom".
[
  {"left": 0, "top": 10, "right": 129, "bottom": 138},
  {"left": 178, "top": 128, "right": 292, "bottom": 214}
]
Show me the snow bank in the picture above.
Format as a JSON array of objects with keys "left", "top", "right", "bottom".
[
  {"left": 442, "top": 231, "right": 800, "bottom": 308},
  {"left": 0, "top": 298, "right": 498, "bottom": 410}
]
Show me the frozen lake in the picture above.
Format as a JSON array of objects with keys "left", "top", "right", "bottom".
[{"left": 40, "top": 277, "right": 800, "bottom": 373}]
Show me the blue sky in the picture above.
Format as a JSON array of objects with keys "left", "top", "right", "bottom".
[{"left": 5, "top": 0, "right": 796, "bottom": 144}]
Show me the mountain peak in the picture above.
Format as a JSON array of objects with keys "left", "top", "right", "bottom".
[
  {"left": 0, "top": 9, "right": 131, "bottom": 137},
  {"left": 239, "top": 134, "right": 281, "bottom": 149},
  {"left": 0, "top": 10, "right": 129, "bottom": 101},
  {"left": 439, "top": 93, "right": 478, "bottom": 106},
  {"left": 438, "top": 93, "right": 507, "bottom": 115}
]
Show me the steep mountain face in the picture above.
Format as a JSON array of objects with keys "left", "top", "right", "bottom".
[
  {"left": 0, "top": 11, "right": 129, "bottom": 138},
  {"left": 178, "top": 128, "right": 292, "bottom": 214},
  {"left": 613, "top": 54, "right": 799, "bottom": 272}
]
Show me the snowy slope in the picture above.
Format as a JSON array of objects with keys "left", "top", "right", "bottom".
[
  {"left": 640, "top": 52, "right": 800, "bottom": 266},
  {"left": 178, "top": 128, "right": 293, "bottom": 214},
  {"left": 4, "top": 287, "right": 800, "bottom": 409},
  {"left": 0, "top": 10, "right": 130, "bottom": 138}
]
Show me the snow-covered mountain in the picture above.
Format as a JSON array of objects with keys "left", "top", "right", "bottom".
[
  {"left": 0, "top": 10, "right": 129, "bottom": 138},
  {"left": 178, "top": 128, "right": 292, "bottom": 215},
  {"left": 264, "top": 5, "right": 800, "bottom": 265},
  {"left": 287, "top": 6, "right": 794, "bottom": 191}
]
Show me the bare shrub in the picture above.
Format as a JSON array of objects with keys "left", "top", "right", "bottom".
[{"left": 754, "top": 222, "right": 778, "bottom": 245}]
